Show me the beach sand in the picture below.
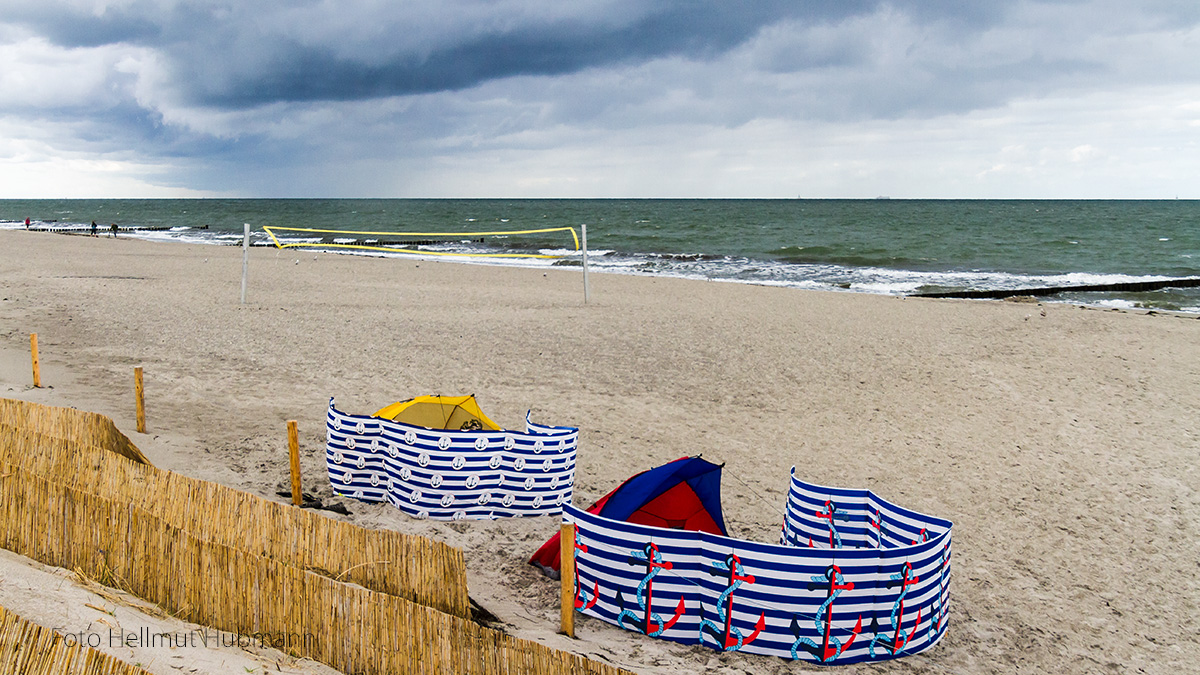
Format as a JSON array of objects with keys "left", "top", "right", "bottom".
[{"left": 1, "top": 229, "right": 1197, "bottom": 674}]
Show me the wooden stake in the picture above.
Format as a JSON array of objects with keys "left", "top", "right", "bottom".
[
  {"left": 29, "top": 334, "right": 40, "bottom": 388},
  {"left": 288, "top": 420, "right": 302, "bottom": 506},
  {"left": 560, "top": 522, "right": 575, "bottom": 637},
  {"left": 134, "top": 367, "right": 146, "bottom": 433}
]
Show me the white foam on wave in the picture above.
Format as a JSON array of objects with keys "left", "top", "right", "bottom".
[
  {"left": 1092, "top": 298, "right": 1139, "bottom": 310},
  {"left": 851, "top": 280, "right": 926, "bottom": 294},
  {"left": 1033, "top": 271, "right": 1174, "bottom": 286}
]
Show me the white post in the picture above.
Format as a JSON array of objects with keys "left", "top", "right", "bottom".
[
  {"left": 240, "top": 223, "right": 250, "bottom": 304},
  {"left": 582, "top": 223, "right": 590, "bottom": 304}
]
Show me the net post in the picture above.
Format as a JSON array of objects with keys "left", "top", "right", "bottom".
[
  {"left": 581, "top": 224, "right": 590, "bottom": 304},
  {"left": 30, "top": 333, "right": 40, "bottom": 388},
  {"left": 560, "top": 521, "right": 576, "bottom": 637},
  {"left": 240, "top": 223, "right": 250, "bottom": 304},
  {"left": 134, "top": 367, "right": 146, "bottom": 433}
]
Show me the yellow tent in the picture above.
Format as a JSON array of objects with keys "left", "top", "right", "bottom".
[{"left": 373, "top": 395, "right": 502, "bottom": 431}]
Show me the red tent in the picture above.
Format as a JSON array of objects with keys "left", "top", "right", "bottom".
[{"left": 530, "top": 456, "right": 727, "bottom": 577}]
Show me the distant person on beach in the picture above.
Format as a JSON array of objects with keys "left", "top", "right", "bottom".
[
  {"left": 110, "top": 223, "right": 118, "bottom": 238},
  {"left": 91, "top": 221, "right": 98, "bottom": 237},
  {"left": 24, "top": 217, "right": 30, "bottom": 230}
]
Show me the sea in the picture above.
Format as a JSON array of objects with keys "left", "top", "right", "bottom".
[{"left": 2, "top": 199, "right": 1197, "bottom": 313}]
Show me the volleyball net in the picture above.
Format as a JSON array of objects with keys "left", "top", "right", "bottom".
[{"left": 261, "top": 225, "right": 580, "bottom": 259}]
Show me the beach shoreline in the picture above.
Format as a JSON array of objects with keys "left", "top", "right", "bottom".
[
  {"left": 2, "top": 229, "right": 1197, "bottom": 674},
  {"left": 7, "top": 197, "right": 1199, "bottom": 315}
]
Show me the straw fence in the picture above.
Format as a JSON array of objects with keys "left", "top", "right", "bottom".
[
  {"left": 0, "top": 466, "right": 631, "bottom": 675},
  {"left": 0, "top": 399, "right": 632, "bottom": 675},
  {"left": 0, "top": 398, "right": 148, "bottom": 465},
  {"left": 0, "top": 398, "right": 469, "bottom": 618},
  {"left": 0, "top": 604, "right": 152, "bottom": 675}
]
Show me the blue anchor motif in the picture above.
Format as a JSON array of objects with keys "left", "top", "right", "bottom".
[
  {"left": 929, "top": 543, "right": 949, "bottom": 642},
  {"left": 815, "top": 499, "right": 852, "bottom": 548},
  {"left": 869, "top": 561, "right": 921, "bottom": 658},
  {"left": 790, "top": 564, "right": 862, "bottom": 662},
  {"left": 571, "top": 525, "right": 598, "bottom": 611},
  {"left": 615, "top": 543, "right": 683, "bottom": 637},
  {"left": 698, "top": 554, "right": 766, "bottom": 652}
]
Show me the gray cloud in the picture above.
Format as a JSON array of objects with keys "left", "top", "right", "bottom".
[
  {"left": 1, "top": 0, "right": 1198, "bottom": 197},
  {"left": 15, "top": 1, "right": 896, "bottom": 106}
]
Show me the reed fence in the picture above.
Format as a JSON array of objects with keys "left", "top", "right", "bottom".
[
  {"left": 0, "top": 604, "right": 152, "bottom": 675},
  {"left": 0, "top": 399, "right": 148, "bottom": 465},
  {"left": 0, "top": 466, "right": 632, "bottom": 675},
  {"left": 0, "top": 398, "right": 469, "bottom": 618}
]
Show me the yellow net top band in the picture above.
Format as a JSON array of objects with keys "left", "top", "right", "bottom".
[{"left": 262, "top": 225, "right": 579, "bottom": 259}]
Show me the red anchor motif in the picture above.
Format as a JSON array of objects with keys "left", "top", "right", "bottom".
[
  {"left": 618, "top": 543, "right": 685, "bottom": 636},
  {"left": 892, "top": 562, "right": 921, "bottom": 653},
  {"left": 814, "top": 499, "right": 851, "bottom": 548},
  {"left": 794, "top": 564, "right": 864, "bottom": 662},
  {"left": 934, "top": 543, "right": 949, "bottom": 635},
  {"left": 868, "top": 560, "right": 925, "bottom": 659},
  {"left": 640, "top": 544, "right": 683, "bottom": 634},
  {"left": 572, "top": 524, "right": 598, "bottom": 611},
  {"left": 702, "top": 554, "right": 766, "bottom": 650},
  {"left": 819, "top": 566, "right": 861, "bottom": 661}
]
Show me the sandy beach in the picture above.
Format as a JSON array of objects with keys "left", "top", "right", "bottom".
[{"left": 1, "top": 229, "right": 1197, "bottom": 674}]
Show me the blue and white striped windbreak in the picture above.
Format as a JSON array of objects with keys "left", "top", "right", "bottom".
[
  {"left": 326, "top": 399, "right": 577, "bottom": 520},
  {"left": 565, "top": 467, "right": 951, "bottom": 665}
]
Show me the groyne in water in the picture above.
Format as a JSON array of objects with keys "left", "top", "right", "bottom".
[
  {"left": 911, "top": 277, "right": 1200, "bottom": 300},
  {"left": 28, "top": 224, "right": 193, "bottom": 233}
]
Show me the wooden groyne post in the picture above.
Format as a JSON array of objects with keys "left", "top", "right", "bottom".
[
  {"left": 134, "top": 367, "right": 146, "bottom": 433},
  {"left": 560, "top": 522, "right": 575, "bottom": 637},
  {"left": 288, "top": 420, "right": 302, "bottom": 506},
  {"left": 29, "top": 334, "right": 40, "bottom": 388},
  {"left": 911, "top": 276, "right": 1200, "bottom": 300}
]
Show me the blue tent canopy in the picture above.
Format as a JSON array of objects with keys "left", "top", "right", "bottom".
[{"left": 531, "top": 456, "right": 727, "bottom": 574}]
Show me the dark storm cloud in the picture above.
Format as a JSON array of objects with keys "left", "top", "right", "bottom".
[
  {"left": 4, "top": 0, "right": 1198, "bottom": 197},
  {"left": 11, "top": 1, "right": 1198, "bottom": 117},
  {"left": 13, "top": 0, "right": 914, "bottom": 107},
  {"left": 16, "top": 4, "right": 164, "bottom": 47}
]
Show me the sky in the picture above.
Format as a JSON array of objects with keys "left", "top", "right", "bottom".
[{"left": 0, "top": 1, "right": 1198, "bottom": 199}]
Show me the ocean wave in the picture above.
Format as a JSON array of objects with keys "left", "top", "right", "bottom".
[{"left": 6, "top": 217, "right": 1198, "bottom": 314}]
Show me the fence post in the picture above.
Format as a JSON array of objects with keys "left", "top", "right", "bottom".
[
  {"left": 30, "top": 333, "right": 40, "bottom": 388},
  {"left": 288, "top": 420, "right": 302, "bottom": 506},
  {"left": 581, "top": 224, "right": 590, "bottom": 304},
  {"left": 134, "top": 367, "right": 146, "bottom": 433},
  {"left": 560, "top": 522, "right": 575, "bottom": 637}
]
